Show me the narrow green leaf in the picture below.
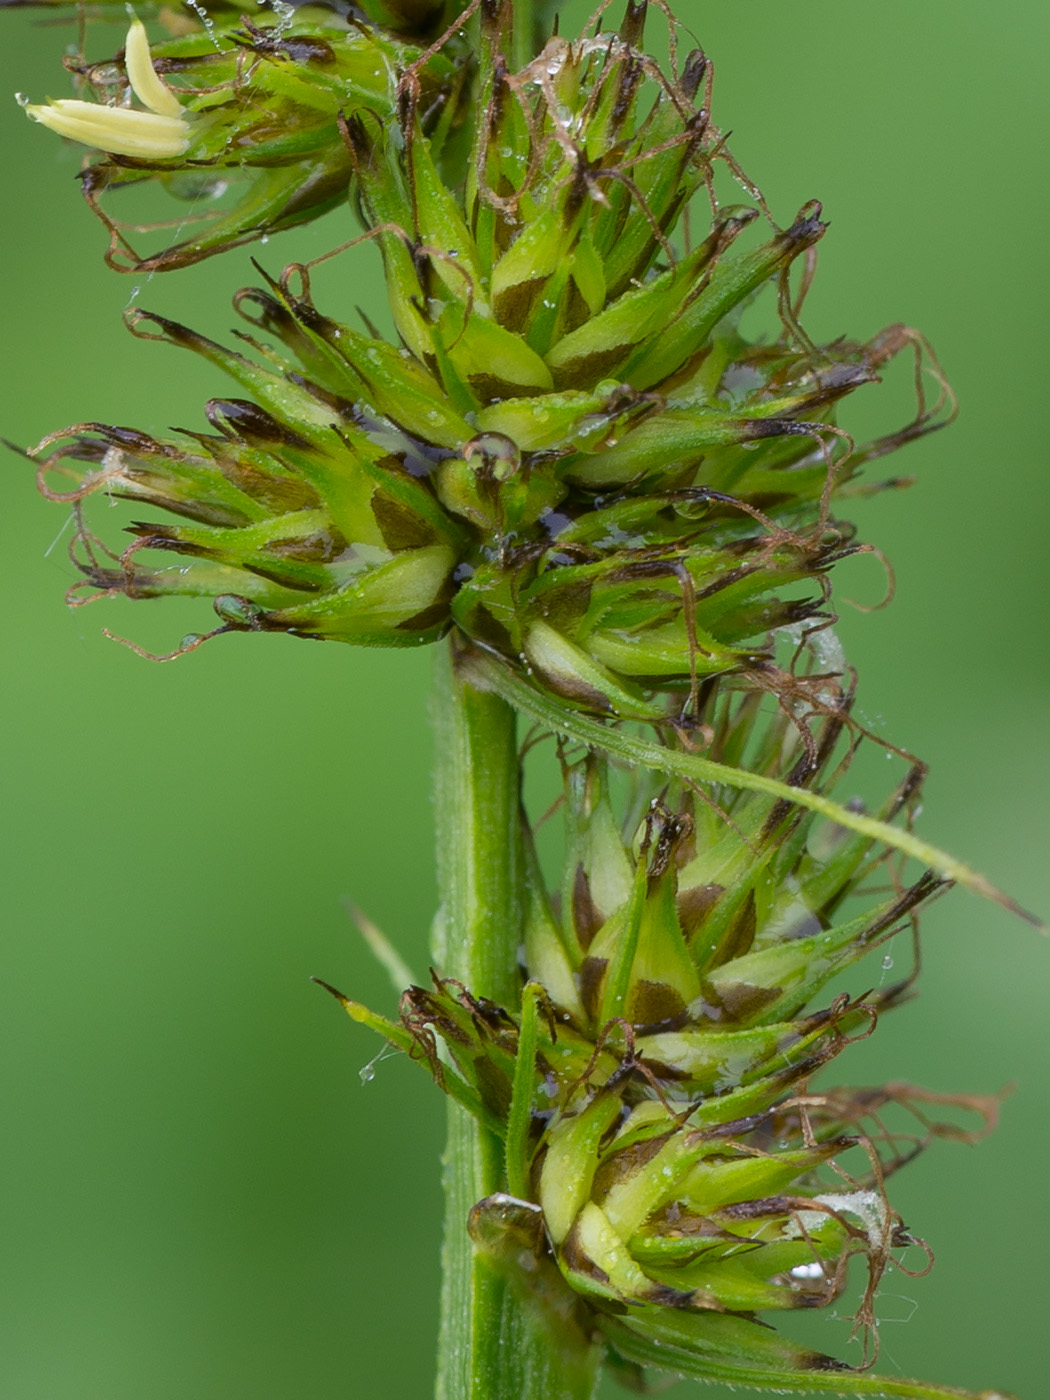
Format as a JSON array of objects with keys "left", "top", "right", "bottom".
[{"left": 466, "top": 650, "right": 1040, "bottom": 925}]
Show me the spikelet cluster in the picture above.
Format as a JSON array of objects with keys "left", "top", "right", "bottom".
[
  {"left": 334, "top": 675, "right": 1002, "bottom": 1396},
  {"left": 30, "top": 3, "right": 946, "bottom": 722},
  {"left": 13, "top": 5, "right": 1011, "bottom": 1397}
]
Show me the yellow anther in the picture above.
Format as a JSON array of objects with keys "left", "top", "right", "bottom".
[
  {"left": 25, "top": 98, "right": 189, "bottom": 159},
  {"left": 125, "top": 17, "right": 183, "bottom": 118},
  {"left": 22, "top": 19, "right": 189, "bottom": 160}
]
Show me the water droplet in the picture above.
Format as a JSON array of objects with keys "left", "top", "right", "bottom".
[
  {"left": 790, "top": 1261, "right": 824, "bottom": 1280},
  {"left": 359, "top": 1059, "right": 377, "bottom": 1084},
  {"left": 265, "top": 0, "right": 296, "bottom": 37},
  {"left": 881, "top": 954, "right": 894, "bottom": 970},
  {"left": 184, "top": 0, "right": 221, "bottom": 50}
]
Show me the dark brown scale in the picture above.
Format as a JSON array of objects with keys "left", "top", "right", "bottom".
[
  {"left": 372, "top": 493, "right": 437, "bottom": 551},
  {"left": 578, "top": 956, "right": 609, "bottom": 1020},
  {"left": 590, "top": 1131, "right": 674, "bottom": 1203},
  {"left": 677, "top": 883, "right": 723, "bottom": 938},
  {"left": 206, "top": 399, "right": 312, "bottom": 450},
  {"left": 572, "top": 865, "right": 603, "bottom": 952},
  {"left": 626, "top": 981, "right": 687, "bottom": 1031},
  {"left": 703, "top": 978, "right": 780, "bottom": 1023},
  {"left": 705, "top": 891, "right": 758, "bottom": 971}
]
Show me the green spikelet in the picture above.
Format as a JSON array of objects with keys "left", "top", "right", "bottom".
[{"left": 330, "top": 676, "right": 1008, "bottom": 1397}]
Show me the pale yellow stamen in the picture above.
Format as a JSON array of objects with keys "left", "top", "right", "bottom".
[
  {"left": 25, "top": 98, "right": 189, "bottom": 159},
  {"left": 124, "top": 17, "right": 183, "bottom": 118},
  {"left": 22, "top": 19, "right": 189, "bottom": 160}
]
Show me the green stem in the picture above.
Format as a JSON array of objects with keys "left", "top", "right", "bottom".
[{"left": 431, "top": 642, "right": 600, "bottom": 1400}]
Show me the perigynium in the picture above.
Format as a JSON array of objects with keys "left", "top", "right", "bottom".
[{"left": 7, "top": 3, "right": 1029, "bottom": 1398}]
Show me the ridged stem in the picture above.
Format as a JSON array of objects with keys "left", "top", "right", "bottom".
[{"left": 430, "top": 642, "right": 600, "bottom": 1400}]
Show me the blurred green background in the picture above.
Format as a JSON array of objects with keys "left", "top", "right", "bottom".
[{"left": 0, "top": 3, "right": 1047, "bottom": 1397}]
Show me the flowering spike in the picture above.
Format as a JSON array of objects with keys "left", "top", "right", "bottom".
[{"left": 9, "top": 6, "right": 1021, "bottom": 1394}]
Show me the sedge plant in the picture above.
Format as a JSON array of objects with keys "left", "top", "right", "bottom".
[{"left": 7, "top": 2, "right": 1031, "bottom": 1397}]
